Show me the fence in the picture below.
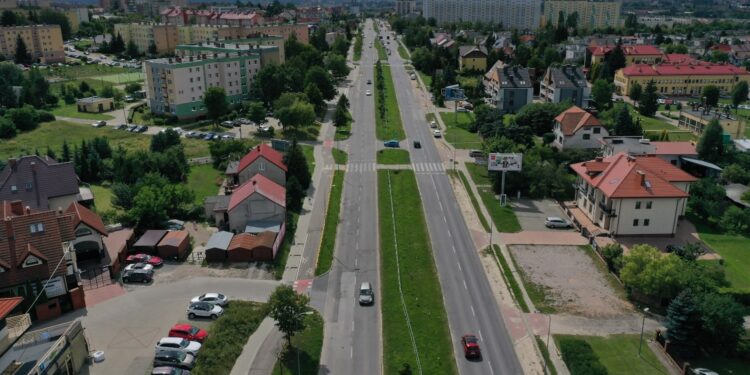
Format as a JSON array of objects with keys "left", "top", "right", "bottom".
[{"left": 78, "top": 265, "right": 112, "bottom": 290}]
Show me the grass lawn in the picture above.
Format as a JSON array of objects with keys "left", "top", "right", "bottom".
[
  {"left": 418, "top": 71, "right": 432, "bottom": 89},
  {"left": 274, "top": 212, "right": 299, "bottom": 279},
  {"left": 477, "top": 187, "right": 521, "bottom": 233},
  {"left": 41, "top": 64, "right": 133, "bottom": 79},
  {"left": 375, "top": 39, "right": 388, "bottom": 61},
  {"left": 272, "top": 312, "right": 324, "bottom": 375},
  {"left": 465, "top": 162, "right": 492, "bottom": 186},
  {"left": 375, "top": 65, "right": 406, "bottom": 141},
  {"left": 448, "top": 170, "right": 490, "bottom": 232},
  {"left": 491, "top": 245, "right": 529, "bottom": 313},
  {"left": 554, "top": 334, "right": 669, "bottom": 375},
  {"left": 188, "top": 164, "right": 222, "bottom": 205},
  {"left": 626, "top": 105, "right": 698, "bottom": 141},
  {"left": 301, "top": 145, "right": 316, "bottom": 173},
  {"left": 51, "top": 102, "right": 114, "bottom": 120},
  {"left": 90, "top": 184, "right": 114, "bottom": 212},
  {"left": 378, "top": 170, "right": 457, "bottom": 375},
  {"left": 332, "top": 148, "right": 347, "bottom": 165},
  {"left": 376, "top": 149, "right": 411, "bottom": 164},
  {"left": 315, "top": 171, "right": 345, "bottom": 276},
  {"left": 334, "top": 121, "right": 351, "bottom": 141},
  {"left": 439, "top": 112, "right": 482, "bottom": 149},
  {"left": 397, "top": 43, "right": 409, "bottom": 60},
  {"left": 535, "top": 336, "right": 558, "bottom": 375},
  {"left": 94, "top": 72, "right": 145, "bottom": 84},
  {"left": 192, "top": 301, "right": 267, "bottom": 375},
  {"left": 691, "top": 217, "right": 750, "bottom": 289}
]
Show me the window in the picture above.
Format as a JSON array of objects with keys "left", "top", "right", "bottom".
[
  {"left": 22, "top": 256, "right": 41, "bottom": 268},
  {"left": 635, "top": 201, "right": 641, "bottom": 209},
  {"left": 259, "top": 162, "right": 265, "bottom": 171},
  {"left": 646, "top": 201, "right": 652, "bottom": 209},
  {"left": 25, "top": 182, "right": 32, "bottom": 190},
  {"left": 644, "top": 219, "right": 650, "bottom": 226},
  {"left": 582, "top": 134, "right": 590, "bottom": 140},
  {"left": 593, "top": 127, "right": 601, "bottom": 134},
  {"left": 30, "top": 223, "right": 44, "bottom": 234},
  {"left": 633, "top": 219, "right": 639, "bottom": 226},
  {"left": 10, "top": 185, "right": 17, "bottom": 193}
]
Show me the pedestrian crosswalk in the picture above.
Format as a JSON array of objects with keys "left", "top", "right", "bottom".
[
  {"left": 347, "top": 162, "right": 376, "bottom": 173},
  {"left": 339, "top": 162, "right": 446, "bottom": 174},
  {"left": 412, "top": 162, "right": 445, "bottom": 173}
]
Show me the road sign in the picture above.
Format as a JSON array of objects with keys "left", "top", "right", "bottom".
[
  {"left": 488, "top": 153, "right": 523, "bottom": 172},
  {"left": 442, "top": 84, "right": 466, "bottom": 101}
]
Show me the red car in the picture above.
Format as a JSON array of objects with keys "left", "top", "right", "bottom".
[
  {"left": 126, "top": 253, "right": 164, "bottom": 267},
  {"left": 461, "top": 334, "right": 481, "bottom": 359},
  {"left": 168, "top": 324, "right": 208, "bottom": 343}
]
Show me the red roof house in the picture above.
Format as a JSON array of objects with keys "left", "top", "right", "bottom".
[
  {"left": 225, "top": 174, "right": 286, "bottom": 233},
  {"left": 552, "top": 106, "right": 609, "bottom": 150},
  {"left": 157, "top": 230, "right": 191, "bottom": 260},
  {"left": 226, "top": 143, "right": 287, "bottom": 187}
]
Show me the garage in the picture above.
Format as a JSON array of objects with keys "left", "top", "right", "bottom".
[
  {"left": 204, "top": 231, "right": 233, "bottom": 263},
  {"left": 227, "top": 232, "right": 276, "bottom": 262},
  {"left": 156, "top": 230, "right": 191, "bottom": 260},
  {"left": 132, "top": 230, "right": 167, "bottom": 254}
]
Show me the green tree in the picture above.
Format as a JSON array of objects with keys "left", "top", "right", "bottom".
[
  {"left": 147, "top": 41, "right": 158, "bottom": 56},
  {"left": 628, "top": 81, "right": 642, "bottom": 102},
  {"left": 0, "top": 117, "right": 16, "bottom": 139},
  {"left": 731, "top": 81, "right": 749, "bottom": 108},
  {"left": 330, "top": 35, "right": 349, "bottom": 56},
  {"left": 1, "top": 10, "right": 18, "bottom": 26},
  {"left": 304, "top": 83, "right": 326, "bottom": 118},
  {"left": 638, "top": 80, "right": 658, "bottom": 116},
  {"left": 126, "top": 40, "right": 140, "bottom": 58},
  {"left": 61, "top": 140, "right": 71, "bottom": 162},
  {"left": 285, "top": 175, "right": 305, "bottom": 212},
  {"left": 702, "top": 85, "right": 720, "bottom": 107},
  {"left": 666, "top": 289, "right": 701, "bottom": 351},
  {"left": 696, "top": 119, "right": 724, "bottom": 163},
  {"left": 698, "top": 293, "right": 746, "bottom": 354},
  {"left": 325, "top": 53, "right": 350, "bottom": 80},
  {"left": 613, "top": 105, "right": 641, "bottom": 136},
  {"left": 150, "top": 128, "right": 182, "bottom": 153},
  {"left": 591, "top": 79, "right": 614, "bottom": 110},
  {"left": 38, "top": 9, "right": 71, "bottom": 40},
  {"left": 284, "top": 139, "right": 311, "bottom": 190},
  {"left": 247, "top": 101, "right": 266, "bottom": 125},
  {"left": 620, "top": 245, "right": 684, "bottom": 300},
  {"left": 14, "top": 35, "right": 31, "bottom": 65},
  {"left": 275, "top": 100, "right": 315, "bottom": 132},
  {"left": 721, "top": 163, "right": 750, "bottom": 184},
  {"left": 125, "top": 82, "right": 142, "bottom": 94},
  {"left": 688, "top": 178, "right": 727, "bottom": 221},
  {"left": 601, "top": 243, "right": 624, "bottom": 274},
  {"left": 100, "top": 85, "right": 115, "bottom": 98},
  {"left": 6, "top": 106, "right": 40, "bottom": 132},
  {"left": 720, "top": 206, "right": 750, "bottom": 234},
  {"left": 304, "top": 66, "right": 336, "bottom": 100},
  {"left": 334, "top": 94, "right": 349, "bottom": 127},
  {"left": 268, "top": 285, "right": 310, "bottom": 346},
  {"left": 203, "top": 87, "right": 229, "bottom": 125},
  {"left": 513, "top": 102, "right": 572, "bottom": 136}
]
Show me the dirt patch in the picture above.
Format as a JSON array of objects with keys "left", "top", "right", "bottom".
[{"left": 509, "top": 244, "right": 632, "bottom": 317}]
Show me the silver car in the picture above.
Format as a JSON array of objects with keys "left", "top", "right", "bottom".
[
  {"left": 544, "top": 217, "right": 572, "bottom": 229},
  {"left": 187, "top": 301, "right": 223, "bottom": 320},
  {"left": 190, "top": 293, "right": 228, "bottom": 307},
  {"left": 155, "top": 337, "right": 202, "bottom": 357},
  {"left": 359, "top": 282, "right": 374, "bottom": 305}
]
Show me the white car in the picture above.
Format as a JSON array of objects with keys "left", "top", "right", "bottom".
[
  {"left": 433, "top": 129, "right": 442, "bottom": 138},
  {"left": 544, "top": 217, "right": 572, "bottom": 229},
  {"left": 155, "top": 337, "right": 202, "bottom": 357},
  {"left": 91, "top": 121, "right": 106, "bottom": 128},
  {"left": 187, "top": 302, "right": 223, "bottom": 320},
  {"left": 430, "top": 120, "right": 438, "bottom": 128},
  {"left": 366, "top": 90, "right": 372, "bottom": 96},
  {"left": 691, "top": 369, "right": 719, "bottom": 375},
  {"left": 191, "top": 293, "right": 228, "bottom": 307},
  {"left": 124, "top": 262, "right": 154, "bottom": 272}
]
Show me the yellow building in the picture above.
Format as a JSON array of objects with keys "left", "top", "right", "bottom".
[
  {"left": 543, "top": 1, "right": 621, "bottom": 29},
  {"left": 0, "top": 24, "right": 64, "bottom": 63},
  {"left": 459, "top": 45, "right": 487, "bottom": 72},
  {"left": 114, "top": 23, "right": 179, "bottom": 55},
  {"left": 678, "top": 109, "right": 745, "bottom": 140},
  {"left": 614, "top": 62, "right": 750, "bottom": 97},
  {"left": 64, "top": 8, "right": 90, "bottom": 34},
  {"left": 588, "top": 44, "right": 663, "bottom": 66},
  {"left": 76, "top": 96, "right": 114, "bottom": 113}
]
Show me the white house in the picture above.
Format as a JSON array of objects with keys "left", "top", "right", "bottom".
[
  {"left": 570, "top": 153, "right": 697, "bottom": 236},
  {"left": 225, "top": 144, "right": 287, "bottom": 188},
  {"left": 552, "top": 106, "right": 609, "bottom": 150},
  {"left": 205, "top": 174, "right": 286, "bottom": 233}
]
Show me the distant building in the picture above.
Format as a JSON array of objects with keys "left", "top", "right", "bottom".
[
  {"left": 0, "top": 156, "right": 87, "bottom": 211},
  {"left": 600, "top": 136, "right": 697, "bottom": 167},
  {"left": 677, "top": 108, "right": 745, "bottom": 140},
  {"left": 540, "top": 65, "right": 590, "bottom": 107},
  {"left": 395, "top": 0, "right": 417, "bottom": 15},
  {"left": 63, "top": 8, "right": 90, "bottom": 33},
  {"left": 459, "top": 45, "right": 488, "bottom": 71},
  {"left": 76, "top": 96, "right": 114, "bottom": 113},
  {"left": 175, "top": 37, "right": 285, "bottom": 66},
  {"left": 542, "top": 1, "right": 621, "bottom": 30},
  {"left": 613, "top": 60, "right": 750, "bottom": 97},
  {"left": 483, "top": 63, "right": 533, "bottom": 114},
  {"left": 0, "top": 24, "right": 64, "bottom": 64},
  {"left": 587, "top": 44, "right": 663, "bottom": 67},
  {"left": 552, "top": 106, "right": 609, "bottom": 150},
  {"left": 422, "top": 0, "right": 541, "bottom": 30}
]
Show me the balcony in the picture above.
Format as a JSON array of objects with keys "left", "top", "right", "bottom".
[{"left": 598, "top": 201, "right": 616, "bottom": 217}]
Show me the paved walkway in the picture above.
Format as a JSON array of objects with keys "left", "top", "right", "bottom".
[{"left": 500, "top": 231, "right": 589, "bottom": 246}]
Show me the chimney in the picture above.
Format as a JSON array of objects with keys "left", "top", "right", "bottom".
[
  {"left": 252, "top": 179, "right": 257, "bottom": 185},
  {"left": 10, "top": 201, "right": 23, "bottom": 216},
  {"left": 637, "top": 170, "right": 646, "bottom": 186},
  {"left": 57, "top": 207, "right": 62, "bottom": 214},
  {"left": 24, "top": 206, "right": 30, "bottom": 215},
  {"left": 30, "top": 161, "right": 36, "bottom": 171}
]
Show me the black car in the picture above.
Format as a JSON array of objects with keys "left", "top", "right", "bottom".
[
  {"left": 122, "top": 269, "right": 153, "bottom": 283},
  {"left": 413, "top": 141, "right": 421, "bottom": 149},
  {"left": 127, "top": 125, "right": 138, "bottom": 132},
  {"left": 116, "top": 124, "right": 128, "bottom": 130},
  {"left": 137, "top": 125, "right": 149, "bottom": 133}
]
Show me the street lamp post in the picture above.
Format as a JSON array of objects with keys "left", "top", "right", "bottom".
[
  {"left": 638, "top": 307, "right": 650, "bottom": 357},
  {"left": 543, "top": 314, "right": 552, "bottom": 374}
]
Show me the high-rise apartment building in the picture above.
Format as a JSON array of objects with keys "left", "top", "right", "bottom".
[
  {"left": 0, "top": 24, "right": 64, "bottom": 64},
  {"left": 543, "top": 1, "right": 621, "bottom": 30},
  {"left": 395, "top": 0, "right": 417, "bottom": 15},
  {"left": 422, "top": 0, "right": 542, "bottom": 30}
]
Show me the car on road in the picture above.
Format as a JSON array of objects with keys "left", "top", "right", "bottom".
[
  {"left": 461, "top": 334, "right": 481, "bottom": 358},
  {"left": 691, "top": 369, "right": 719, "bottom": 375},
  {"left": 430, "top": 120, "right": 438, "bottom": 128},
  {"left": 91, "top": 121, "right": 106, "bottom": 128},
  {"left": 122, "top": 268, "right": 153, "bottom": 283},
  {"left": 124, "top": 262, "right": 155, "bottom": 272},
  {"left": 169, "top": 324, "right": 208, "bottom": 342},
  {"left": 410, "top": 74, "right": 416, "bottom": 80},
  {"left": 151, "top": 366, "right": 191, "bottom": 375},
  {"left": 191, "top": 293, "right": 228, "bottom": 306},
  {"left": 153, "top": 350, "right": 195, "bottom": 370},
  {"left": 544, "top": 217, "right": 572, "bottom": 229},
  {"left": 433, "top": 130, "right": 442, "bottom": 138},
  {"left": 413, "top": 140, "right": 421, "bottom": 149},
  {"left": 187, "top": 301, "right": 223, "bottom": 320},
  {"left": 136, "top": 125, "right": 149, "bottom": 133},
  {"left": 155, "top": 337, "right": 202, "bottom": 357},
  {"left": 383, "top": 140, "right": 399, "bottom": 148},
  {"left": 358, "top": 282, "right": 374, "bottom": 305},
  {"left": 367, "top": 79, "right": 371, "bottom": 84},
  {"left": 127, "top": 125, "right": 138, "bottom": 132},
  {"left": 366, "top": 90, "right": 372, "bottom": 96},
  {"left": 220, "top": 121, "right": 235, "bottom": 128},
  {"left": 126, "top": 253, "right": 164, "bottom": 267}
]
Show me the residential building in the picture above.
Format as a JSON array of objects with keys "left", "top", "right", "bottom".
[
  {"left": 601, "top": 136, "right": 697, "bottom": 167},
  {"left": 66, "top": 201, "right": 108, "bottom": 263},
  {"left": 422, "top": 0, "right": 541, "bottom": 30},
  {"left": 459, "top": 45, "right": 488, "bottom": 71},
  {"left": 613, "top": 61, "right": 750, "bottom": 97},
  {"left": 175, "top": 37, "right": 285, "bottom": 66},
  {"left": 0, "top": 0, "right": 15, "bottom": 9},
  {"left": 63, "top": 8, "right": 90, "bottom": 33},
  {"left": 143, "top": 52, "right": 262, "bottom": 119},
  {"left": 542, "top": 1, "right": 621, "bottom": 30},
  {"left": 587, "top": 44, "right": 663, "bottom": 67},
  {"left": 225, "top": 144, "right": 287, "bottom": 188},
  {"left": 730, "top": 43, "right": 750, "bottom": 64},
  {"left": 483, "top": 63, "right": 533, "bottom": 114},
  {"left": 570, "top": 153, "right": 697, "bottom": 236},
  {"left": 204, "top": 174, "right": 286, "bottom": 233},
  {"left": 552, "top": 106, "right": 609, "bottom": 150},
  {"left": 0, "top": 319, "right": 89, "bottom": 375},
  {"left": 114, "top": 23, "right": 179, "bottom": 55},
  {"left": 0, "top": 24, "right": 64, "bottom": 64},
  {"left": 0, "top": 156, "right": 88, "bottom": 211},
  {"left": 540, "top": 65, "right": 590, "bottom": 107},
  {"left": 565, "top": 43, "right": 587, "bottom": 62},
  {"left": 677, "top": 108, "right": 745, "bottom": 140},
  {"left": 396, "top": 0, "right": 417, "bottom": 15},
  {"left": 76, "top": 96, "right": 114, "bottom": 113}
]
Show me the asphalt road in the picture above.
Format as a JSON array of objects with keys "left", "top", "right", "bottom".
[
  {"left": 318, "top": 19, "right": 382, "bottom": 375},
  {"left": 381, "top": 23, "right": 524, "bottom": 375}
]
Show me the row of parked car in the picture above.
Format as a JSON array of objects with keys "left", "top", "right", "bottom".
[
  {"left": 121, "top": 253, "right": 163, "bottom": 284},
  {"left": 184, "top": 131, "right": 235, "bottom": 141}
]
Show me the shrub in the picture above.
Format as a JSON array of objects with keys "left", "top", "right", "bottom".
[
  {"left": 557, "top": 337, "right": 609, "bottom": 375},
  {"left": 601, "top": 243, "right": 624, "bottom": 274}
]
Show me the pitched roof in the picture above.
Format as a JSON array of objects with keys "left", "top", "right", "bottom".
[
  {"left": 570, "top": 153, "right": 697, "bottom": 199},
  {"left": 205, "top": 231, "right": 234, "bottom": 251},
  {"left": 228, "top": 231, "right": 276, "bottom": 251},
  {"left": 0, "top": 297, "right": 22, "bottom": 319},
  {"left": 236, "top": 144, "right": 287, "bottom": 174},
  {"left": 650, "top": 142, "right": 697, "bottom": 156},
  {"left": 66, "top": 202, "right": 107, "bottom": 235},
  {"left": 496, "top": 66, "right": 532, "bottom": 89},
  {"left": 228, "top": 174, "right": 286, "bottom": 211},
  {"left": 589, "top": 44, "right": 662, "bottom": 57},
  {"left": 0, "top": 155, "right": 80, "bottom": 210},
  {"left": 555, "top": 106, "right": 602, "bottom": 136},
  {"left": 158, "top": 230, "right": 189, "bottom": 248},
  {"left": 546, "top": 65, "right": 587, "bottom": 89},
  {"left": 133, "top": 230, "right": 168, "bottom": 248},
  {"left": 459, "top": 45, "right": 488, "bottom": 57},
  {"left": 620, "top": 62, "right": 750, "bottom": 77},
  {"left": 17, "top": 244, "right": 47, "bottom": 266}
]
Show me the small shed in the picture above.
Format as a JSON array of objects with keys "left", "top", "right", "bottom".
[
  {"left": 227, "top": 232, "right": 276, "bottom": 262},
  {"left": 157, "top": 230, "right": 191, "bottom": 260},
  {"left": 204, "top": 231, "right": 233, "bottom": 263},
  {"left": 132, "top": 230, "right": 168, "bottom": 253},
  {"left": 76, "top": 96, "right": 114, "bottom": 113},
  {"left": 102, "top": 228, "right": 134, "bottom": 275}
]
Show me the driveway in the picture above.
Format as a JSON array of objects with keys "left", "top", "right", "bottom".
[
  {"left": 512, "top": 199, "right": 574, "bottom": 232},
  {"left": 81, "top": 277, "right": 279, "bottom": 375}
]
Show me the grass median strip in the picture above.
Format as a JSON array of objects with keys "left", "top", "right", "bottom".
[
  {"left": 449, "top": 170, "right": 490, "bottom": 232},
  {"left": 354, "top": 30, "right": 363, "bottom": 61},
  {"left": 378, "top": 169, "right": 457, "bottom": 375},
  {"left": 272, "top": 312, "right": 324, "bottom": 375},
  {"left": 315, "top": 170, "right": 345, "bottom": 276},
  {"left": 490, "top": 245, "right": 529, "bottom": 313},
  {"left": 376, "top": 39, "right": 388, "bottom": 61},
  {"left": 332, "top": 148, "right": 348, "bottom": 165},
  {"left": 376, "top": 149, "right": 410, "bottom": 164},
  {"left": 535, "top": 336, "right": 558, "bottom": 375},
  {"left": 478, "top": 187, "right": 522, "bottom": 233},
  {"left": 375, "top": 64, "right": 405, "bottom": 141}
]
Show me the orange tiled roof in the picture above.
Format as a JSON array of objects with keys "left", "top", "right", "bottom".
[{"left": 555, "top": 106, "right": 603, "bottom": 136}]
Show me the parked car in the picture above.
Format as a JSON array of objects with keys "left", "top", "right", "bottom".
[
  {"left": 127, "top": 125, "right": 138, "bottom": 132},
  {"left": 168, "top": 324, "right": 208, "bottom": 342},
  {"left": 122, "top": 268, "right": 153, "bottom": 283},
  {"left": 430, "top": 121, "right": 438, "bottom": 128},
  {"left": 366, "top": 90, "right": 372, "bottom": 96},
  {"left": 220, "top": 121, "right": 235, "bottom": 128},
  {"left": 187, "top": 301, "right": 223, "bottom": 320},
  {"left": 137, "top": 125, "right": 149, "bottom": 133},
  {"left": 461, "top": 334, "right": 481, "bottom": 359},
  {"left": 151, "top": 366, "right": 191, "bottom": 375},
  {"left": 91, "top": 121, "right": 106, "bottom": 128},
  {"left": 116, "top": 124, "right": 128, "bottom": 130},
  {"left": 691, "top": 369, "right": 719, "bottom": 375},
  {"left": 153, "top": 350, "right": 195, "bottom": 370},
  {"left": 367, "top": 79, "right": 372, "bottom": 84},
  {"left": 544, "top": 217, "right": 572, "bottom": 229},
  {"left": 413, "top": 140, "right": 421, "bottom": 149},
  {"left": 124, "top": 96, "right": 135, "bottom": 102},
  {"left": 469, "top": 150, "right": 485, "bottom": 158},
  {"left": 358, "top": 282, "right": 374, "bottom": 305},
  {"left": 384, "top": 140, "right": 399, "bottom": 148},
  {"left": 456, "top": 107, "right": 468, "bottom": 112},
  {"left": 191, "top": 293, "right": 228, "bottom": 307},
  {"left": 410, "top": 74, "right": 416, "bottom": 80},
  {"left": 126, "top": 253, "right": 164, "bottom": 267},
  {"left": 155, "top": 337, "right": 202, "bottom": 357},
  {"left": 433, "top": 130, "right": 442, "bottom": 138},
  {"left": 124, "top": 262, "right": 154, "bottom": 272},
  {"left": 202, "top": 133, "right": 215, "bottom": 141}
]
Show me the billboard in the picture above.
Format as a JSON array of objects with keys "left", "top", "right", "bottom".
[{"left": 488, "top": 153, "right": 522, "bottom": 172}]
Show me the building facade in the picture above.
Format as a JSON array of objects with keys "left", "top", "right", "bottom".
[
  {"left": 483, "top": 63, "right": 533, "bottom": 114},
  {"left": 587, "top": 44, "right": 663, "bottom": 66},
  {"left": 540, "top": 65, "right": 590, "bottom": 106},
  {"left": 396, "top": 0, "right": 417, "bottom": 15},
  {"left": 225, "top": 144, "right": 287, "bottom": 188},
  {"left": 0, "top": 24, "right": 64, "bottom": 64},
  {"left": 422, "top": 0, "right": 541, "bottom": 30},
  {"left": 552, "top": 106, "right": 609, "bottom": 150},
  {"left": 614, "top": 61, "right": 750, "bottom": 97},
  {"left": 175, "top": 36, "right": 285, "bottom": 66},
  {"left": 0, "top": 156, "right": 84, "bottom": 211},
  {"left": 459, "top": 45, "right": 488, "bottom": 71},
  {"left": 542, "top": 1, "right": 621, "bottom": 30}
]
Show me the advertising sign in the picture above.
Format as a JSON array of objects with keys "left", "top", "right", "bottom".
[{"left": 488, "top": 153, "right": 523, "bottom": 172}]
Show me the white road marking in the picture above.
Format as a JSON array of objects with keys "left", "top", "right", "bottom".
[
  {"left": 350, "top": 347, "right": 353, "bottom": 358},
  {"left": 452, "top": 246, "right": 457, "bottom": 254},
  {"left": 463, "top": 280, "right": 468, "bottom": 290},
  {"left": 470, "top": 305, "right": 476, "bottom": 317},
  {"left": 478, "top": 330, "right": 483, "bottom": 341},
  {"left": 487, "top": 359, "right": 495, "bottom": 375},
  {"left": 457, "top": 263, "right": 462, "bottom": 272}
]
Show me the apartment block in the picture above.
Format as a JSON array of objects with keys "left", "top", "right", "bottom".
[
  {"left": 422, "top": 0, "right": 541, "bottom": 30},
  {"left": 63, "top": 8, "right": 90, "bottom": 33},
  {"left": 0, "top": 24, "right": 63, "bottom": 64},
  {"left": 395, "top": 0, "right": 417, "bottom": 15},
  {"left": 175, "top": 37, "right": 284, "bottom": 66},
  {"left": 113, "top": 23, "right": 180, "bottom": 55},
  {"left": 483, "top": 63, "right": 533, "bottom": 114},
  {"left": 542, "top": 1, "right": 621, "bottom": 30},
  {"left": 541, "top": 65, "right": 590, "bottom": 107},
  {"left": 144, "top": 52, "right": 262, "bottom": 119}
]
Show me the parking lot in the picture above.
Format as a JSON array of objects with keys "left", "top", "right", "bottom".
[
  {"left": 81, "top": 277, "right": 279, "bottom": 374},
  {"left": 511, "top": 199, "right": 575, "bottom": 232}
]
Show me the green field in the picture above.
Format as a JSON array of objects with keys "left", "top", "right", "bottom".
[
  {"left": 51, "top": 103, "right": 114, "bottom": 120},
  {"left": 692, "top": 217, "right": 750, "bottom": 289},
  {"left": 465, "top": 162, "right": 492, "bottom": 186},
  {"left": 375, "top": 65, "right": 406, "bottom": 141},
  {"left": 375, "top": 39, "right": 388, "bottom": 61},
  {"left": 272, "top": 312, "right": 324, "bottom": 375},
  {"left": 397, "top": 43, "right": 409, "bottom": 60},
  {"left": 188, "top": 164, "right": 222, "bottom": 205},
  {"left": 439, "top": 112, "right": 482, "bottom": 149},
  {"left": 376, "top": 149, "right": 411, "bottom": 164},
  {"left": 332, "top": 148, "right": 348, "bottom": 165},
  {"left": 90, "top": 184, "right": 115, "bottom": 212},
  {"left": 334, "top": 120, "right": 351, "bottom": 141},
  {"left": 301, "top": 145, "right": 316, "bottom": 173},
  {"left": 378, "top": 170, "right": 457, "bottom": 375},
  {"left": 478, "top": 187, "right": 522, "bottom": 233},
  {"left": 449, "top": 170, "right": 490, "bottom": 232},
  {"left": 315, "top": 171, "right": 345, "bottom": 276},
  {"left": 95, "top": 72, "right": 145, "bottom": 84},
  {"left": 554, "top": 335, "right": 669, "bottom": 375},
  {"left": 41, "top": 64, "right": 135, "bottom": 79},
  {"left": 418, "top": 71, "right": 432, "bottom": 89}
]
